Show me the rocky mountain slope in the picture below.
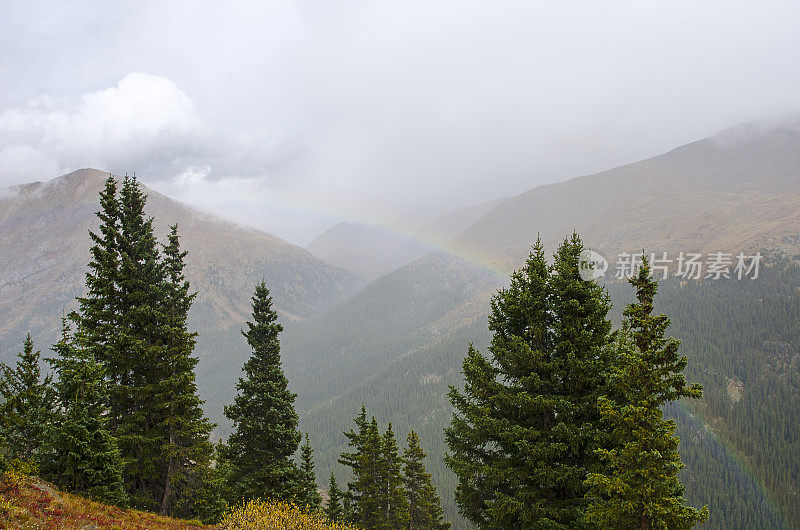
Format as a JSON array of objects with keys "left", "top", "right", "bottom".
[{"left": 448, "top": 122, "right": 800, "bottom": 272}]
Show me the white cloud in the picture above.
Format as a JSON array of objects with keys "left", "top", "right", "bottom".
[
  {"left": 0, "top": 144, "right": 59, "bottom": 184},
  {"left": 1, "top": 1, "right": 800, "bottom": 243},
  {"left": 0, "top": 73, "right": 212, "bottom": 186},
  {"left": 0, "top": 71, "right": 334, "bottom": 242}
]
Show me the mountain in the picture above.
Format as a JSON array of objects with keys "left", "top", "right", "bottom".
[
  {"left": 283, "top": 122, "right": 800, "bottom": 528},
  {"left": 0, "top": 168, "right": 360, "bottom": 429},
  {"left": 448, "top": 122, "right": 800, "bottom": 272},
  {"left": 384, "top": 197, "right": 507, "bottom": 268},
  {"left": 306, "top": 222, "right": 408, "bottom": 278},
  {"left": 3, "top": 122, "right": 799, "bottom": 528},
  {"left": 306, "top": 197, "right": 505, "bottom": 278}
]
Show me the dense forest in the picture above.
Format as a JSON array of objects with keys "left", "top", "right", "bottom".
[{"left": 650, "top": 260, "right": 800, "bottom": 529}]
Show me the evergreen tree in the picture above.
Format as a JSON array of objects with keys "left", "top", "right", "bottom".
[
  {"left": 113, "top": 175, "right": 169, "bottom": 509},
  {"left": 298, "top": 433, "right": 322, "bottom": 509},
  {"left": 445, "top": 234, "right": 613, "bottom": 528},
  {"left": 0, "top": 333, "right": 55, "bottom": 464},
  {"left": 378, "top": 423, "right": 409, "bottom": 529},
  {"left": 547, "top": 233, "right": 613, "bottom": 524},
  {"left": 585, "top": 257, "right": 708, "bottom": 529},
  {"left": 154, "top": 225, "right": 215, "bottom": 515},
  {"left": 72, "top": 174, "right": 165, "bottom": 507},
  {"left": 339, "top": 409, "right": 383, "bottom": 528},
  {"left": 339, "top": 406, "right": 367, "bottom": 522},
  {"left": 403, "top": 431, "right": 449, "bottom": 530},
  {"left": 183, "top": 442, "right": 233, "bottom": 524},
  {"left": 74, "top": 175, "right": 121, "bottom": 388},
  {"left": 224, "top": 282, "right": 301, "bottom": 503},
  {"left": 44, "top": 320, "right": 125, "bottom": 504},
  {"left": 326, "top": 473, "right": 344, "bottom": 522},
  {"left": 72, "top": 175, "right": 215, "bottom": 514}
]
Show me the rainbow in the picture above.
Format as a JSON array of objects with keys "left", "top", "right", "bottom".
[
  {"left": 257, "top": 187, "right": 516, "bottom": 280},
  {"left": 672, "top": 401, "right": 788, "bottom": 527}
]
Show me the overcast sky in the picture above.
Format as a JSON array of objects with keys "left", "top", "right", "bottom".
[{"left": 1, "top": 1, "right": 799, "bottom": 244}]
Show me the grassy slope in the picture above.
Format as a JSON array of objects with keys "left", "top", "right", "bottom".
[{"left": 0, "top": 471, "right": 214, "bottom": 529}]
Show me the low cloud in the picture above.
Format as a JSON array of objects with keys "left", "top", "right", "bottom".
[
  {"left": 0, "top": 73, "right": 202, "bottom": 184},
  {"left": 0, "top": 71, "right": 331, "bottom": 242},
  {"left": 0, "top": 73, "right": 283, "bottom": 189}
]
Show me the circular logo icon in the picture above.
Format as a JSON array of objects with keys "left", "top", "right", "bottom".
[{"left": 578, "top": 249, "right": 608, "bottom": 281}]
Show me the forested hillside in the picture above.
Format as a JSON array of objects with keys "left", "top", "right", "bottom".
[
  {"left": 652, "top": 257, "right": 800, "bottom": 529},
  {"left": 285, "top": 251, "right": 800, "bottom": 528}
]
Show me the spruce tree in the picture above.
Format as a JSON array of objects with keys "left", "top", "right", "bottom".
[
  {"left": 378, "top": 423, "right": 409, "bottom": 529},
  {"left": 0, "top": 333, "right": 55, "bottom": 464},
  {"left": 72, "top": 174, "right": 164, "bottom": 507},
  {"left": 547, "top": 233, "right": 613, "bottom": 524},
  {"left": 184, "top": 442, "right": 233, "bottom": 524},
  {"left": 403, "top": 431, "right": 449, "bottom": 529},
  {"left": 113, "top": 175, "right": 170, "bottom": 509},
  {"left": 445, "top": 239, "right": 552, "bottom": 528},
  {"left": 298, "top": 433, "right": 322, "bottom": 509},
  {"left": 74, "top": 175, "right": 121, "bottom": 387},
  {"left": 44, "top": 320, "right": 125, "bottom": 504},
  {"left": 154, "top": 225, "right": 215, "bottom": 515},
  {"left": 445, "top": 234, "right": 613, "bottom": 528},
  {"left": 224, "top": 282, "right": 301, "bottom": 503},
  {"left": 585, "top": 257, "right": 708, "bottom": 529},
  {"left": 339, "top": 409, "right": 383, "bottom": 528},
  {"left": 326, "top": 473, "right": 344, "bottom": 522},
  {"left": 73, "top": 175, "right": 215, "bottom": 514},
  {"left": 339, "top": 406, "right": 368, "bottom": 523}
]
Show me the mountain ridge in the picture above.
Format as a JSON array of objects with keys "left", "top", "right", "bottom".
[{"left": 445, "top": 122, "right": 800, "bottom": 272}]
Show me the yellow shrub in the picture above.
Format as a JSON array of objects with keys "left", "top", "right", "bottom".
[
  {"left": 221, "top": 499, "right": 356, "bottom": 530},
  {"left": 0, "top": 497, "right": 16, "bottom": 517}
]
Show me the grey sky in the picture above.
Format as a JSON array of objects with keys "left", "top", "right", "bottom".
[{"left": 1, "top": 0, "right": 799, "bottom": 244}]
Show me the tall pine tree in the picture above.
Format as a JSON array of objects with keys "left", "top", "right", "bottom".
[
  {"left": 585, "top": 257, "right": 707, "bottom": 529},
  {"left": 74, "top": 175, "right": 121, "bottom": 391},
  {"left": 73, "top": 175, "right": 214, "bottom": 514},
  {"left": 113, "top": 175, "right": 170, "bottom": 508},
  {"left": 224, "top": 282, "right": 301, "bottom": 503},
  {"left": 0, "top": 334, "right": 55, "bottom": 464},
  {"left": 403, "top": 431, "right": 449, "bottom": 530},
  {"left": 547, "top": 233, "right": 613, "bottom": 525},
  {"left": 339, "top": 409, "right": 383, "bottom": 528},
  {"left": 446, "top": 234, "right": 613, "bottom": 528},
  {"left": 44, "top": 320, "right": 125, "bottom": 504},
  {"left": 154, "top": 225, "right": 215, "bottom": 515}
]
